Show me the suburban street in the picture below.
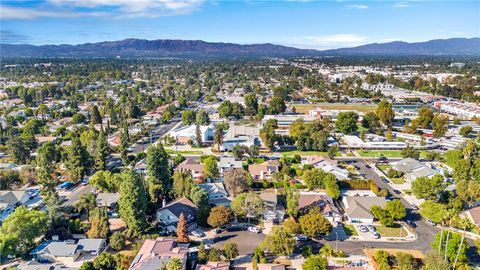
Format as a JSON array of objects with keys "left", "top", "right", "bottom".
[{"left": 129, "top": 120, "right": 180, "bottom": 154}]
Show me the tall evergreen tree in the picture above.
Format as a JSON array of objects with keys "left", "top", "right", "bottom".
[
  {"left": 146, "top": 143, "right": 171, "bottom": 203},
  {"left": 95, "top": 127, "right": 110, "bottom": 171},
  {"left": 118, "top": 169, "right": 147, "bottom": 237},
  {"left": 195, "top": 124, "right": 203, "bottom": 146},
  {"left": 65, "top": 135, "right": 90, "bottom": 181},
  {"left": 177, "top": 213, "right": 190, "bottom": 243},
  {"left": 119, "top": 123, "right": 129, "bottom": 165},
  {"left": 90, "top": 104, "right": 102, "bottom": 125}
]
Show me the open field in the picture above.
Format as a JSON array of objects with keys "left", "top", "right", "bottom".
[
  {"left": 391, "top": 178, "right": 406, "bottom": 184},
  {"left": 166, "top": 149, "right": 204, "bottom": 155},
  {"left": 280, "top": 150, "right": 332, "bottom": 157},
  {"left": 293, "top": 103, "right": 377, "bottom": 114},
  {"left": 376, "top": 224, "right": 409, "bottom": 237},
  {"left": 358, "top": 150, "right": 403, "bottom": 158}
]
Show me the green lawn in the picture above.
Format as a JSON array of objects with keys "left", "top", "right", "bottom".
[
  {"left": 344, "top": 225, "right": 358, "bottom": 236},
  {"left": 377, "top": 164, "right": 392, "bottom": 173},
  {"left": 358, "top": 150, "right": 403, "bottom": 158},
  {"left": 166, "top": 149, "right": 203, "bottom": 155},
  {"left": 391, "top": 178, "right": 406, "bottom": 184},
  {"left": 280, "top": 150, "right": 334, "bottom": 157},
  {"left": 293, "top": 103, "right": 377, "bottom": 114},
  {"left": 376, "top": 223, "right": 408, "bottom": 237}
]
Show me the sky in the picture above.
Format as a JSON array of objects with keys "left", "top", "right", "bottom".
[{"left": 1, "top": 0, "right": 479, "bottom": 50}]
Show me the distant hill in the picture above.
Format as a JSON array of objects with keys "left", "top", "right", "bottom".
[
  {"left": 1, "top": 37, "right": 479, "bottom": 58},
  {"left": 0, "top": 39, "right": 317, "bottom": 58},
  {"left": 322, "top": 38, "right": 480, "bottom": 56}
]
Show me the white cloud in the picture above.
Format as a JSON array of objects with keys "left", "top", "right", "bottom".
[
  {"left": 0, "top": 6, "right": 106, "bottom": 19},
  {"left": 47, "top": 0, "right": 206, "bottom": 16},
  {"left": 393, "top": 2, "right": 411, "bottom": 8},
  {"left": 287, "top": 34, "right": 368, "bottom": 49},
  {"left": 346, "top": 4, "right": 368, "bottom": 10}
]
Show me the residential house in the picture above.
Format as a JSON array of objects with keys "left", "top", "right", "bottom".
[
  {"left": 460, "top": 206, "right": 480, "bottom": 228},
  {"left": 222, "top": 125, "right": 261, "bottom": 151},
  {"left": 30, "top": 239, "right": 106, "bottom": 264},
  {"left": 391, "top": 158, "right": 436, "bottom": 182},
  {"left": 135, "top": 158, "right": 147, "bottom": 175},
  {"left": 0, "top": 190, "right": 29, "bottom": 222},
  {"left": 298, "top": 193, "right": 342, "bottom": 224},
  {"left": 248, "top": 160, "right": 279, "bottom": 180},
  {"left": 156, "top": 198, "right": 199, "bottom": 232},
  {"left": 176, "top": 159, "right": 205, "bottom": 182},
  {"left": 129, "top": 238, "right": 188, "bottom": 270},
  {"left": 301, "top": 156, "right": 349, "bottom": 181},
  {"left": 259, "top": 192, "right": 285, "bottom": 223},
  {"left": 96, "top": 192, "right": 120, "bottom": 211},
  {"left": 218, "top": 157, "right": 243, "bottom": 174},
  {"left": 169, "top": 125, "right": 214, "bottom": 145},
  {"left": 196, "top": 261, "right": 230, "bottom": 270},
  {"left": 342, "top": 196, "right": 387, "bottom": 223},
  {"left": 197, "top": 182, "right": 230, "bottom": 206}
]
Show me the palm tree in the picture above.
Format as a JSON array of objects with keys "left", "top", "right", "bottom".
[
  {"left": 320, "top": 244, "right": 334, "bottom": 258},
  {"left": 439, "top": 209, "right": 455, "bottom": 255},
  {"left": 75, "top": 193, "right": 97, "bottom": 219},
  {"left": 453, "top": 218, "right": 471, "bottom": 268}
]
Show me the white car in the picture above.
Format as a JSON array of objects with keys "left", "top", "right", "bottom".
[
  {"left": 191, "top": 230, "right": 205, "bottom": 237},
  {"left": 371, "top": 232, "right": 380, "bottom": 239},
  {"left": 367, "top": 225, "right": 376, "bottom": 232},
  {"left": 426, "top": 219, "right": 436, "bottom": 226},
  {"left": 248, "top": 227, "right": 262, "bottom": 233},
  {"left": 295, "top": 235, "right": 309, "bottom": 241}
]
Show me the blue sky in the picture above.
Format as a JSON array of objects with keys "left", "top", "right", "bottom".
[{"left": 1, "top": 0, "right": 479, "bottom": 49}]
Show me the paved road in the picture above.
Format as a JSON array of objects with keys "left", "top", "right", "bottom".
[
  {"left": 61, "top": 184, "right": 94, "bottom": 207},
  {"left": 129, "top": 120, "right": 180, "bottom": 154},
  {"left": 212, "top": 228, "right": 265, "bottom": 255}
]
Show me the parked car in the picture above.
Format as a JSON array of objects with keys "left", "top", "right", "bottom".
[
  {"left": 191, "top": 229, "right": 205, "bottom": 237},
  {"left": 214, "top": 229, "right": 224, "bottom": 234},
  {"left": 426, "top": 219, "right": 436, "bottom": 226},
  {"left": 381, "top": 178, "right": 389, "bottom": 183},
  {"left": 358, "top": 225, "right": 368, "bottom": 233},
  {"left": 406, "top": 220, "right": 417, "bottom": 228},
  {"left": 378, "top": 156, "right": 388, "bottom": 162},
  {"left": 248, "top": 227, "right": 262, "bottom": 233},
  {"left": 393, "top": 189, "right": 401, "bottom": 195},
  {"left": 410, "top": 204, "right": 419, "bottom": 210},
  {"left": 295, "top": 235, "right": 309, "bottom": 241},
  {"left": 371, "top": 232, "right": 381, "bottom": 239},
  {"left": 366, "top": 164, "right": 371, "bottom": 168},
  {"left": 367, "top": 225, "right": 376, "bottom": 232}
]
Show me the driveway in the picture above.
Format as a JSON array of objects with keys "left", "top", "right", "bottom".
[{"left": 212, "top": 227, "right": 265, "bottom": 255}]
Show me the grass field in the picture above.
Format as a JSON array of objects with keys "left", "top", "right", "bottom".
[
  {"left": 358, "top": 150, "right": 403, "bottom": 158},
  {"left": 344, "top": 225, "right": 358, "bottom": 236},
  {"left": 391, "top": 178, "right": 406, "bottom": 184},
  {"left": 293, "top": 103, "right": 377, "bottom": 114},
  {"left": 377, "top": 164, "right": 392, "bottom": 173},
  {"left": 166, "top": 149, "right": 203, "bottom": 155},
  {"left": 376, "top": 224, "right": 409, "bottom": 237},
  {"left": 280, "top": 150, "right": 333, "bottom": 157}
]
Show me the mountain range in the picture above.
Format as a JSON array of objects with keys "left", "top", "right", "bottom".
[{"left": 1, "top": 37, "right": 479, "bottom": 58}]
